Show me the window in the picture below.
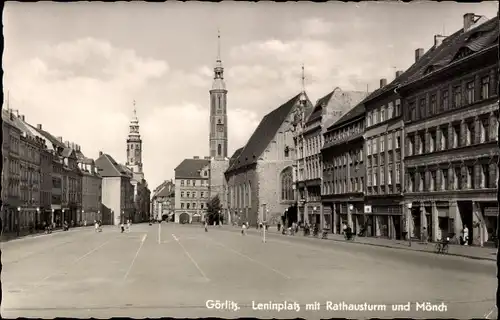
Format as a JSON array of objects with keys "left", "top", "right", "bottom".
[
  {"left": 418, "top": 132, "right": 425, "bottom": 154},
  {"left": 380, "top": 136, "right": 385, "bottom": 152},
  {"left": 466, "top": 81, "right": 474, "bottom": 104},
  {"left": 482, "top": 164, "right": 490, "bottom": 188},
  {"left": 281, "top": 167, "right": 294, "bottom": 200},
  {"left": 395, "top": 99, "right": 401, "bottom": 117},
  {"left": 192, "top": 203, "right": 196, "bottom": 209},
  {"left": 367, "top": 157, "right": 372, "bottom": 168},
  {"left": 201, "top": 203, "right": 204, "bottom": 209},
  {"left": 395, "top": 131, "right": 401, "bottom": 149},
  {"left": 186, "top": 203, "right": 190, "bottom": 209},
  {"left": 454, "top": 167, "right": 461, "bottom": 190},
  {"left": 217, "top": 144, "right": 222, "bottom": 156},
  {"left": 373, "top": 109, "right": 378, "bottom": 125},
  {"left": 201, "top": 192, "right": 204, "bottom": 198},
  {"left": 284, "top": 146, "right": 290, "bottom": 158},
  {"left": 373, "top": 170, "right": 378, "bottom": 186},
  {"left": 388, "top": 167, "right": 393, "bottom": 185},
  {"left": 192, "top": 192, "right": 196, "bottom": 198},
  {"left": 481, "top": 118, "right": 489, "bottom": 142},
  {"left": 441, "top": 90, "right": 449, "bottom": 111},
  {"left": 441, "top": 169, "right": 448, "bottom": 190},
  {"left": 192, "top": 180, "right": 196, "bottom": 187},
  {"left": 395, "top": 165, "right": 401, "bottom": 184},
  {"left": 181, "top": 180, "right": 184, "bottom": 186},
  {"left": 467, "top": 121, "right": 475, "bottom": 145},
  {"left": 419, "top": 98, "right": 426, "bottom": 119},
  {"left": 453, "top": 86, "right": 462, "bottom": 108},
  {"left": 481, "top": 76, "right": 490, "bottom": 100},
  {"left": 430, "top": 94, "right": 437, "bottom": 115},
  {"left": 380, "top": 168, "right": 385, "bottom": 185},
  {"left": 429, "top": 130, "right": 436, "bottom": 152},
  {"left": 187, "top": 192, "right": 190, "bottom": 198},
  {"left": 367, "top": 140, "right": 372, "bottom": 155},
  {"left": 372, "top": 137, "right": 378, "bottom": 154},
  {"left": 187, "top": 180, "right": 191, "bottom": 186},
  {"left": 181, "top": 191, "right": 184, "bottom": 198},
  {"left": 380, "top": 106, "right": 386, "bottom": 122},
  {"left": 452, "top": 124, "right": 460, "bottom": 148},
  {"left": 387, "top": 134, "right": 393, "bottom": 151},
  {"left": 466, "top": 166, "right": 474, "bottom": 189},
  {"left": 387, "top": 102, "right": 394, "bottom": 119},
  {"left": 181, "top": 203, "right": 184, "bottom": 209},
  {"left": 409, "top": 101, "right": 416, "bottom": 121},
  {"left": 440, "top": 127, "right": 448, "bottom": 150}
]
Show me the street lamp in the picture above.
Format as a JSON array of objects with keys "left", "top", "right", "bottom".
[
  {"left": 16, "top": 207, "right": 21, "bottom": 237},
  {"left": 313, "top": 206, "right": 317, "bottom": 225},
  {"left": 218, "top": 210, "right": 221, "bottom": 226},
  {"left": 36, "top": 207, "right": 40, "bottom": 229},
  {"left": 62, "top": 208, "right": 66, "bottom": 225},
  {"left": 406, "top": 203, "right": 413, "bottom": 247},
  {"left": 97, "top": 210, "right": 101, "bottom": 222}
]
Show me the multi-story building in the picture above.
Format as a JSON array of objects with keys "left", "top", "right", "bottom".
[
  {"left": 12, "top": 114, "right": 44, "bottom": 230},
  {"left": 38, "top": 139, "right": 53, "bottom": 224},
  {"left": 151, "top": 180, "right": 175, "bottom": 221},
  {"left": 61, "top": 142, "right": 82, "bottom": 226},
  {"left": 225, "top": 93, "right": 313, "bottom": 227},
  {"left": 174, "top": 157, "right": 211, "bottom": 223},
  {"left": 78, "top": 157, "right": 102, "bottom": 223},
  {"left": 1, "top": 108, "right": 21, "bottom": 233},
  {"left": 295, "top": 86, "right": 368, "bottom": 226},
  {"left": 321, "top": 103, "right": 366, "bottom": 235},
  {"left": 400, "top": 14, "right": 498, "bottom": 245},
  {"left": 119, "top": 164, "right": 136, "bottom": 222},
  {"left": 95, "top": 152, "right": 134, "bottom": 225}
]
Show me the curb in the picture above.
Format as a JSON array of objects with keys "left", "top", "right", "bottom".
[
  {"left": 222, "top": 226, "right": 496, "bottom": 262},
  {"left": 0, "top": 226, "right": 96, "bottom": 243}
]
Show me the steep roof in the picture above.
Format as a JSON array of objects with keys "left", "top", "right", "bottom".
[
  {"left": 174, "top": 159, "right": 210, "bottom": 179},
  {"left": 95, "top": 153, "right": 129, "bottom": 177},
  {"left": 31, "top": 125, "right": 66, "bottom": 149},
  {"left": 229, "top": 147, "right": 244, "bottom": 167},
  {"left": 404, "top": 17, "right": 498, "bottom": 85},
  {"left": 327, "top": 103, "right": 366, "bottom": 131},
  {"left": 1, "top": 109, "right": 20, "bottom": 129},
  {"left": 157, "top": 186, "right": 174, "bottom": 198},
  {"left": 226, "top": 93, "right": 304, "bottom": 173},
  {"left": 306, "top": 91, "right": 335, "bottom": 124}
]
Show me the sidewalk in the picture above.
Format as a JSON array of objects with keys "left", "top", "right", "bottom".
[
  {"left": 229, "top": 225, "right": 497, "bottom": 262},
  {"left": 0, "top": 225, "right": 96, "bottom": 243}
]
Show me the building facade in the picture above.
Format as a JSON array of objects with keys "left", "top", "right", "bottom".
[
  {"left": 322, "top": 104, "right": 366, "bottom": 235},
  {"left": 225, "top": 93, "right": 312, "bottom": 227},
  {"left": 174, "top": 158, "right": 211, "bottom": 223},
  {"left": 296, "top": 87, "right": 369, "bottom": 227},
  {"left": 95, "top": 152, "right": 134, "bottom": 225},
  {"left": 400, "top": 14, "right": 498, "bottom": 245},
  {"left": 151, "top": 180, "right": 175, "bottom": 221},
  {"left": 78, "top": 157, "right": 102, "bottom": 223},
  {"left": 1, "top": 109, "right": 22, "bottom": 233},
  {"left": 12, "top": 114, "right": 44, "bottom": 231}
]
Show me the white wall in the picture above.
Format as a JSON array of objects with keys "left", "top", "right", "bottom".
[{"left": 101, "top": 177, "right": 121, "bottom": 225}]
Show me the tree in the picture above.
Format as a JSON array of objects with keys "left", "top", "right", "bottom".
[{"left": 206, "top": 195, "right": 223, "bottom": 225}]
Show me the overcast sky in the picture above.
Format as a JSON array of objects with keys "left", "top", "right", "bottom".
[{"left": 3, "top": 2, "right": 498, "bottom": 190}]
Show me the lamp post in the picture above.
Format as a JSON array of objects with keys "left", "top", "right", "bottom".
[
  {"left": 62, "top": 208, "right": 66, "bottom": 225},
  {"left": 406, "top": 203, "right": 413, "bottom": 247},
  {"left": 16, "top": 206, "right": 21, "bottom": 237},
  {"left": 51, "top": 208, "right": 55, "bottom": 227},
  {"left": 263, "top": 208, "right": 269, "bottom": 243},
  {"left": 349, "top": 204, "right": 354, "bottom": 230},
  {"left": 121, "top": 210, "right": 125, "bottom": 224},
  {"left": 82, "top": 209, "right": 85, "bottom": 225},
  {"left": 36, "top": 207, "right": 40, "bottom": 229},
  {"left": 97, "top": 210, "right": 101, "bottom": 222},
  {"left": 218, "top": 210, "right": 221, "bottom": 226}
]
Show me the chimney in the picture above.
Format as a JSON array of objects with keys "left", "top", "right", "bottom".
[
  {"left": 37, "top": 124, "right": 42, "bottom": 130},
  {"left": 193, "top": 156, "right": 200, "bottom": 159},
  {"left": 434, "top": 34, "right": 445, "bottom": 47},
  {"left": 57, "top": 136, "right": 63, "bottom": 142},
  {"left": 380, "top": 78, "right": 387, "bottom": 88},
  {"left": 21, "top": 115, "right": 25, "bottom": 121},
  {"left": 395, "top": 70, "right": 403, "bottom": 78},
  {"left": 99, "top": 151, "right": 103, "bottom": 157},
  {"left": 204, "top": 156, "right": 211, "bottom": 160},
  {"left": 415, "top": 48, "right": 424, "bottom": 62},
  {"left": 463, "top": 13, "right": 474, "bottom": 32}
]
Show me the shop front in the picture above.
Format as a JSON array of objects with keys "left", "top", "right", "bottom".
[
  {"left": 369, "top": 204, "right": 403, "bottom": 240},
  {"left": 481, "top": 203, "right": 498, "bottom": 246}
]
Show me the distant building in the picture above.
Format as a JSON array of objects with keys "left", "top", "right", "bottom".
[
  {"left": 151, "top": 180, "right": 175, "bottom": 220},
  {"left": 224, "top": 93, "right": 313, "bottom": 227},
  {"left": 77, "top": 157, "right": 102, "bottom": 223},
  {"left": 174, "top": 157, "right": 211, "bottom": 223},
  {"left": 95, "top": 152, "right": 134, "bottom": 225}
]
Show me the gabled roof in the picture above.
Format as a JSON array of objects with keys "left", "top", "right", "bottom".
[
  {"left": 31, "top": 125, "right": 66, "bottom": 149},
  {"left": 61, "top": 147, "right": 75, "bottom": 158},
  {"left": 306, "top": 90, "right": 335, "bottom": 124},
  {"left": 226, "top": 92, "right": 305, "bottom": 173},
  {"left": 404, "top": 17, "right": 498, "bottom": 85},
  {"left": 157, "top": 186, "right": 174, "bottom": 198},
  {"left": 95, "top": 153, "right": 129, "bottom": 177},
  {"left": 174, "top": 159, "right": 210, "bottom": 179},
  {"left": 2, "top": 109, "right": 20, "bottom": 129}
]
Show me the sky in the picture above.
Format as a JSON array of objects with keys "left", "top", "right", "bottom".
[{"left": 3, "top": 1, "right": 498, "bottom": 191}]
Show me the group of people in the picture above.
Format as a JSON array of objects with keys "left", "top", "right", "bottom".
[{"left": 94, "top": 220, "right": 103, "bottom": 232}]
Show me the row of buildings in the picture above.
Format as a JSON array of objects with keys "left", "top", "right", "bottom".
[
  {"left": 167, "top": 12, "right": 498, "bottom": 247},
  {"left": 1, "top": 103, "right": 151, "bottom": 232}
]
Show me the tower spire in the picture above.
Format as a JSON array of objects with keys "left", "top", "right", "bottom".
[
  {"left": 133, "top": 99, "right": 137, "bottom": 118},
  {"left": 217, "top": 28, "right": 221, "bottom": 62},
  {"left": 301, "top": 64, "right": 305, "bottom": 93}
]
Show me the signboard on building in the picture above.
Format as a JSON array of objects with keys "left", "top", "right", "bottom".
[{"left": 364, "top": 205, "right": 372, "bottom": 214}]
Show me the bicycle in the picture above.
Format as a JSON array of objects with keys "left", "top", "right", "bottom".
[{"left": 435, "top": 239, "right": 450, "bottom": 254}]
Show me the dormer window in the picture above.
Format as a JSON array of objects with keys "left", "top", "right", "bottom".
[{"left": 284, "top": 146, "right": 290, "bottom": 158}]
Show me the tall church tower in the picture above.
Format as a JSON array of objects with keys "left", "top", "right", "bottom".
[
  {"left": 126, "top": 100, "right": 144, "bottom": 179},
  {"left": 209, "top": 30, "right": 228, "bottom": 159}
]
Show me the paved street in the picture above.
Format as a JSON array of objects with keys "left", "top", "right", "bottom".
[{"left": 1, "top": 223, "right": 496, "bottom": 319}]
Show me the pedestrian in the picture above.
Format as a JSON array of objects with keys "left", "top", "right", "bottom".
[
  {"left": 205, "top": 220, "right": 208, "bottom": 232},
  {"left": 120, "top": 223, "right": 125, "bottom": 233},
  {"left": 422, "top": 227, "right": 428, "bottom": 244},
  {"left": 462, "top": 224, "right": 469, "bottom": 246},
  {"left": 94, "top": 220, "right": 99, "bottom": 232},
  {"left": 127, "top": 219, "right": 131, "bottom": 233},
  {"left": 241, "top": 222, "right": 247, "bottom": 235},
  {"left": 277, "top": 222, "right": 281, "bottom": 232}
]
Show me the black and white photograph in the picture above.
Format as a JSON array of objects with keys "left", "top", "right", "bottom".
[{"left": 1, "top": 1, "right": 499, "bottom": 319}]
